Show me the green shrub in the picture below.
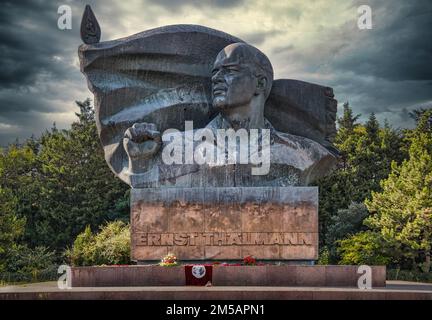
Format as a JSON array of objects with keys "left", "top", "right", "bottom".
[
  {"left": 325, "top": 202, "right": 369, "bottom": 262},
  {"left": 65, "top": 221, "right": 130, "bottom": 266},
  {"left": 0, "top": 265, "right": 58, "bottom": 284},
  {"left": 387, "top": 269, "right": 432, "bottom": 283},
  {"left": 337, "top": 231, "right": 392, "bottom": 265},
  {"left": 64, "top": 225, "right": 95, "bottom": 266},
  {"left": 317, "top": 246, "right": 330, "bottom": 265},
  {"left": 0, "top": 245, "right": 57, "bottom": 283}
]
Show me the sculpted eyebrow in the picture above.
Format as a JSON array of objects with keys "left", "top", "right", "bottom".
[
  {"left": 211, "top": 63, "right": 240, "bottom": 73},
  {"left": 221, "top": 63, "right": 240, "bottom": 68}
]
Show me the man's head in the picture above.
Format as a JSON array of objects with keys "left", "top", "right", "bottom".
[{"left": 211, "top": 43, "right": 274, "bottom": 112}]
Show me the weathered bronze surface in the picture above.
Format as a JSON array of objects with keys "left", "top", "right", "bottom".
[
  {"left": 79, "top": 22, "right": 338, "bottom": 187},
  {"left": 78, "top": 7, "right": 339, "bottom": 262}
]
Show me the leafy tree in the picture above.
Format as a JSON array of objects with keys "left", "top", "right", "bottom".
[
  {"left": 365, "top": 111, "right": 432, "bottom": 272},
  {"left": 409, "top": 107, "right": 432, "bottom": 124},
  {"left": 26, "top": 99, "right": 129, "bottom": 250},
  {"left": 0, "top": 188, "right": 25, "bottom": 272},
  {"left": 365, "top": 112, "right": 379, "bottom": 144},
  {"left": 4, "top": 245, "right": 56, "bottom": 280},
  {"left": 0, "top": 145, "right": 34, "bottom": 271},
  {"left": 0, "top": 99, "right": 129, "bottom": 254},
  {"left": 337, "top": 102, "right": 360, "bottom": 134},
  {"left": 337, "top": 231, "right": 392, "bottom": 265},
  {"left": 334, "top": 102, "right": 361, "bottom": 169},
  {"left": 317, "top": 104, "right": 406, "bottom": 262},
  {"left": 318, "top": 103, "right": 361, "bottom": 247},
  {"left": 326, "top": 202, "right": 369, "bottom": 259}
]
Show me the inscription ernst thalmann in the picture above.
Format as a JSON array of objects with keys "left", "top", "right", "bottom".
[{"left": 135, "top": 232, "right": 314, "bottom": 246}]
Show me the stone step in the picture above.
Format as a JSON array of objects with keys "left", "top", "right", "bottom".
[{"left": 1, "top": 281, "right": 432, "bottom": 300}]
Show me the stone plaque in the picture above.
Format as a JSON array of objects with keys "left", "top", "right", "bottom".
[{"left": 131, "top": 187, "right": 318, "bottom": 261}]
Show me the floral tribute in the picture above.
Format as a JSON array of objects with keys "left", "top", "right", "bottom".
[
  {"left": 159, "top": 253, "right": 179, "bottom": 266},
  {"left": 243, "top": 255, "right": 257, "bottom": 266}
]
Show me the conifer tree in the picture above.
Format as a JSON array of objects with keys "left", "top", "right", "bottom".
[
  {"left": 0, "top": 100, "right": 129, "bottom": 252},
  {"left": 365, "top": 111, "right": 432, "bottom": 272},
  {"left": 318, "top": 104, "right": 406, "bottom": 262}
]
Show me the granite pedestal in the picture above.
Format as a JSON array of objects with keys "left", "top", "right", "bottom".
[
  {"left": 70, "top": 265, "right": 386, "bottom": 288},
  {"left": 131, "top": 187, "right": 318, "bottom": 262}
]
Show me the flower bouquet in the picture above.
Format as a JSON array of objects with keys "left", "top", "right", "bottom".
[
  {"left": 159, "top": 253, "right": 179, "bottom": 267},
  {"left": 243, "top": 255, "right": 257, "bottom": 266}
]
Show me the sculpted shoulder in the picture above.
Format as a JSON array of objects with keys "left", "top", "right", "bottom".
[{"left": 270, "top": 131, "right": 337, "bottom": 183}]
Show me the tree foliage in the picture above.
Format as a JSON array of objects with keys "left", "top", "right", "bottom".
[
  {"left": 65, "top": 221, "right": 130, "bottom": 266},
  {"left": 317, "top": 103, "right": 407, "bottom": 262},
  {"left": 1, "top": 99, "right": 431, "bottom": 276},
  {"left": 337, "top": 231, "right": 392, "bottom": 266},
  {"left": 0, "top": 99, "right": 129, "bottom": 255},
  {"left": 364, "top": 111, "right": 432, "bottom": 271},
  {"left": 0, "top": 188, "right": 25, "bottom": 272},
  {"left": 325, "top": 202, "right": 369, "bottom": 259}
]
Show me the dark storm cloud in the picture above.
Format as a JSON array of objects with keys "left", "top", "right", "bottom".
[
  {"left": 149, "top": 0, "right": 245, "bottom": 10},
  {"left": 331, "top": 0, "right": 432, "bottom": 126},
  {"left": 0, "top": 111, "right": 51, "bottom": 141},
  {"left": 334, "top": 0, "right": 432, "bottom": 82},
  {"left": 281, "top": 0, "right": 432, "bottom": 83},
  {"left": 1, "top": 0, "right": 432, "bottom": 146},
  {"left": 272, "top": 0, "right": 432, "bottom": 128},
  {"left": 0, "top": 0, "right": 77, "bottom": 88},
  {"left": 0, "top": 0, "right": 89, "bottom": 145},
  {"left": 0, "top": 0, "right": 250, "bottom": 146}
]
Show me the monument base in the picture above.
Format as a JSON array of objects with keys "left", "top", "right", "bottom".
[
  {"left": 70, "top": 265, "right": 386, "bottom": 288},
  {"left": 131, "top": 187, "right": 319, "bottom": 261}
]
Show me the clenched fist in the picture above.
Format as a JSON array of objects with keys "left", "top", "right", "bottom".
[{"left": 123, "top": 122, "right": 161, "bottom": 173}]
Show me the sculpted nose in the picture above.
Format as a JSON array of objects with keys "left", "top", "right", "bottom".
[{"left": 211, "top": 70, "right": 224, "bottom": 83}]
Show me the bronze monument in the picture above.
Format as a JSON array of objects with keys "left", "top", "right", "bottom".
[{"left": 79, "top": 6, "right": 339, "bottom": 262}]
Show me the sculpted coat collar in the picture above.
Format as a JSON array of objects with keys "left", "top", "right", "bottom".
[{"left": 205, "top": 114, "right": 277, "bottom": 146}]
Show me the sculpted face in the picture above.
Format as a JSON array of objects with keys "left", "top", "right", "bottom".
[{"left": 211, "top": 44, "right": 261, "bottom": 111}]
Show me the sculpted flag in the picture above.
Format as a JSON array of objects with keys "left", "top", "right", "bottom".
[{"left": 79, "top": 24, "right": 338, "bottom": 185}]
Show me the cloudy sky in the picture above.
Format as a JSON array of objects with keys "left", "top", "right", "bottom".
[{"left": 0, "top": 0, "right": 431, "bottom": 145}]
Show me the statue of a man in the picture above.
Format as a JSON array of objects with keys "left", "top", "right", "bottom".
[{"left": 122, "top": 43, "right": 337, "bottom": 188}]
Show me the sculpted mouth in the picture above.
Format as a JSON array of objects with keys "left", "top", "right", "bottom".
[{"left": 213, "top": 87, "right": 226, "bottom": 96}]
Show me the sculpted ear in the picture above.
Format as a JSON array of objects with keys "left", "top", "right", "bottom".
[{"left": 256, "top": 75, "right": 267, "bottom": 95}]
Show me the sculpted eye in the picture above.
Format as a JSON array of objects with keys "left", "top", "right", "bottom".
[{"left": 227, "top": 67, "right": 239, "bottom": 72}]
